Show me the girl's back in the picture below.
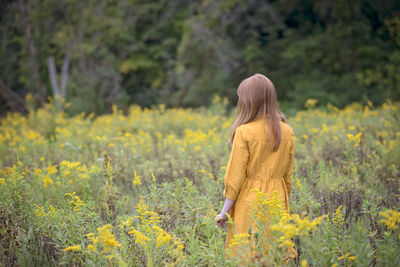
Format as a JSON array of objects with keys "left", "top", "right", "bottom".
[{"left": 224, "top": 117, "right": 294, "bottom": 212}]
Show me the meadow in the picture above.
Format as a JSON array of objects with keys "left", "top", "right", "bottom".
[{"left": 0, "top": 96, "right": 399, "bottom": 266}]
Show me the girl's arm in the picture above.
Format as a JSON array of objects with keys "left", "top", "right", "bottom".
[
  {"left": 283, "top": 130, "right": 295, "bottom": 196},
  {"left": 220, "top": 197, "right": 235, "bottom": 218},
  {"left": 217, "top": 127, "right": 249, "bottom": 227},
  {"left": 215, "top": 197, "right": 235, "bottom": 227}
]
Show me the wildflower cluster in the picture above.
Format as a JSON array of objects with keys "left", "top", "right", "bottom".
[
  {"left": 63, "top": 245, "right": 82, "bottom": 252},
  {"left": 331, "top": 205, "right": 345, "bottom": 227},
  {"left": 128, "top": 226, "right": 150, "bottom": 245},
  {"left": 60, "top": 160, "right": 91, "bottom": 180},
  {"left": 134, "top": 196, "right": 162, "bottom": 233},
  {"left": 271, "top": 213, "right": 326, "bottom": 248},
  {"left": 253, "top": 191, "right": 326, "bottom": 248},
  {"left": 346, "top": 132, "right": 363, "bottom": 147},
  {"left": 132, "top": 170, "right": 142, "bottom": 185},
  {"left": 230, "top": 233, "right": 250, "bottom": 246},
  {"left": 228, "top": 190, "right": 326, "bottom": 265},
  {"left": 86, "top": 224, "right": 121, "bottom": 255},
  {"left": 65, "top": 192, "right": 84, "bottom": 211},
  {"left": 304, "top": 98, "right": 318, "bottom": 109},
  {"left": 62, "top": 223, "right": 123, "bottom": 264},
  {"left": 380, "top": 209, "right": 400, "bottom": 230},
  {"left": 119, "top": 196, "right": 185, "bottom": 265},
  {"left": 337, "top": 252, "right": 357, "bottom": 261},
  {"left": 33, "top": 204, "right": 55, "bottom": 217}
]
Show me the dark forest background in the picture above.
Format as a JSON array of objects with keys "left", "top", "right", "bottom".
[{"left": 1, "top": 0, "right": 400, "bottom": 115}]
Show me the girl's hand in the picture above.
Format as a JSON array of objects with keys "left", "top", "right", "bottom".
[{"left": 215, "top": 213, "right": 228, "bottom": 227}]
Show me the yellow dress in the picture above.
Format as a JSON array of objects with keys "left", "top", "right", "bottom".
[{"left": 223, "top": 117, "right": 295, "bottom": 258}]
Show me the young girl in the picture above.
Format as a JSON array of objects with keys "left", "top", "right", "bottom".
[{"left": 215, "top": 73, "right": 296, "bottom": 262}]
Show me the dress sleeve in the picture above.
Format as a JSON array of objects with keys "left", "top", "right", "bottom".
[
  {"left": 223, "top": 127, "right": 249, "bottom": 201},
  {"left": 283, "top": 131, "right": 295, "bottom": 196}
]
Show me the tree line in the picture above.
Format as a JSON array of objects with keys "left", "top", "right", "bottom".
[{"left": 1, "top": 0, "right": 399, "bottom": 115}]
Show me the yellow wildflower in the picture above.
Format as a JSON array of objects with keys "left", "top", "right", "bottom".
[
  {"left": 296, "top": 178, "right": 303, "bottom": 189},
  {"left": 47, "top": 164, "right": 58, "bottom": 175},
  {"left": 60, "top": 160, "right": 81, "bottom": 169},
  {"left": 43, "top": 175, "right": 54, "bottom": 188},
  {"left": 105, "top": 254, "right": 115, "bottom": 260},
  {"left": 119, "top": 217, "right": 132, "bottom": 230},
  {"left": 49, "top": 205, "right": 55, "bottom": 214},
  {"left": 86, "top": 224, "right": 121, "bottom": 255},
  {"left": 33, "top": 204, "right": 46, "bottom": 217},
  {"left": 133, "top": 170, "right": 141, "bottom": 185},
  {"left": 321, "top": 123, "right": 329, "bottom": 132},
  {"left": 332, "top": 206, "right": 345, "bottom": 226},
  {"left": 128, "top": 227, "right": 150, "bottom": 245},
  {"left": 347, "top": 132, "right": 362, "bottom": 147},
  {"left": 338, "top": 252, "right": 352, "bottom": 260},
  {"left": 33, "top": 168, "right": 42, "bottom": 176},
  {"left": 230, "top": 233, "right": 250, "bottom": 246},
  {"left": 65, "top": 192, "right": 84, "bottom": 211},
  {"left": 380, "top": 209, "right": 400, "bottom": 230},
  {"left": 305, "top": 98, "right": 318, "bottom": 108},
  {"left": 63, "top": 245, "right": 82, "bottom": 252},
  {"left": 153, "top": 225, "right": 172, "bottom": 247}
]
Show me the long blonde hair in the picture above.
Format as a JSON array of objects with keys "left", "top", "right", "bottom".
[{"left": 229, "top": 73, "right": 287, "bottom": 151}]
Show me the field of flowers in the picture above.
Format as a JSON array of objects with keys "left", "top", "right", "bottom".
[{"left": 0, "top": 96, "right": 399, "bottom": 266}]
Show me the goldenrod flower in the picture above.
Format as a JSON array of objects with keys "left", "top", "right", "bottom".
[
  {"left": 33, "top": 168, "right": 42, "bottom": 176},
  {"left": 128, "top": 227, "right": 150, "bottom": 245},
  {"left": 119, "top": 217, "right": 132, "bottom": 230},
  {"left": 380, "top": 209, "right": 400, "bottom": 230},
  {"left": 153, "top": 225, "right": 172, "bottom": 247},
  {"left": 65, "top": 192, "right": 84, "bottom": 211},
  {"left": 49, "top": 205, "right": 55, "bottom": 214},
  {"left": 332, "top": 205, "right": 345, "bottom": 226},
  {"left": 19, "top": 145, "right": 26, "bottom": 152},
  {"left": 133, "top": 170, "right": 141, "bottom": 185},
  {"left": 33, "top": 204, "right": 46, "bottom": 217},
  {"left": 305, "top": 98, "right": 318, "bottom": 108},
  {"left": 43, "top": 175, "right": 53, "bottom": 188},
  {"left": 47, "top": 164, "right": 58, "bottom": 175},
  {"left": 63, "top": 245, "right": 82, "bottom": 252}
]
